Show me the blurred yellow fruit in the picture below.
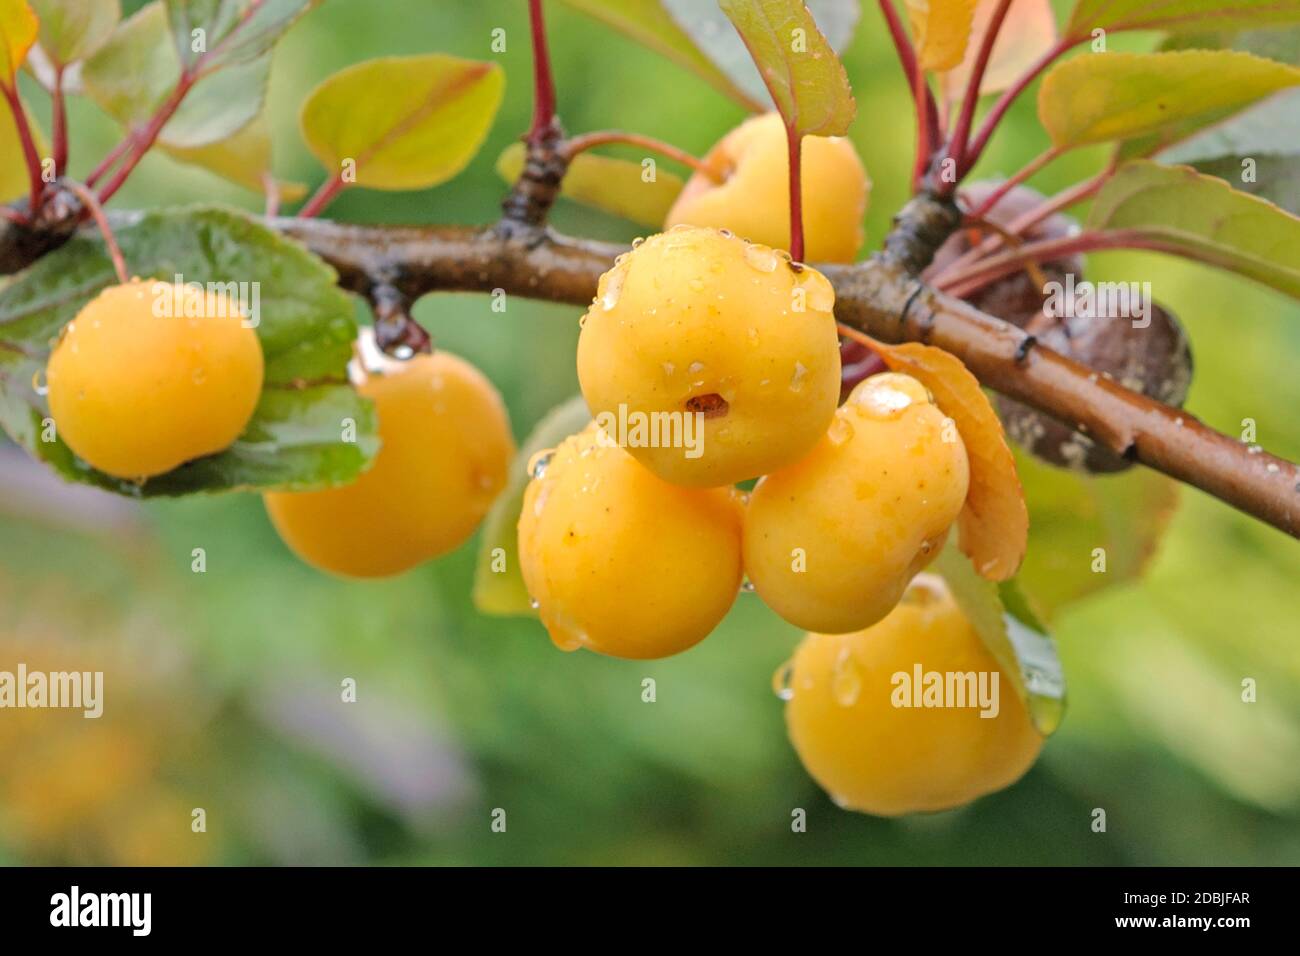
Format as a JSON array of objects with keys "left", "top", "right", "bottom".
[
  {"left": 577, "top": 225, "right": 841, "bottom": 487},
  {"left": 46, "top": 280, "right": 263, "bottom": 479},
  {"left": 744, "top": 372, "right": 969, "bottom": 633},
  {"left": 517, "top": 422, "right": 744, "bottom": 659},
  {"left": 265, "top": 349, "right": 514, "bottom": 578},
  {"left": 783, "top": 573, "right": 1043, "bottom": 815},
  {"left": 665, "top": 112, "right": 869, "bottom": 263}
]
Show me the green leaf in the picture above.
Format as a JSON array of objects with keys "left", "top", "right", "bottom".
[
  {"left": 1011, "top": 447, "right": 1179, "bottom": 619},
  {"left": 1088, "top": 160, "right": 1300, "bottom": 299},
  {"left": 495, "top": 142, "right": 683, "bottom": 227},
  {"left": 300, "top": 54, "right": 504, "bottom": 192},
  {"left": 163, "top": 113, "right": 306, "bottom": 200},
  {"left": 556, "top": 0, "right": 764, "bottom": 111},
  {"left": 0, "top": 206, "right": 374, "bottom": 497},
  {"left": 1039, "top": 50, "right": 1300, "bottom": 152},
  {"left": 81, "top": 1, "right": 266, "bottom": 149},
  {"left": 934, "top": 543, "right": 1066, "bottom": 736},
  {"left": 0, "top": 0, "right": 37, "bottom": 85},
  {"left": 163, "top": 0, "right": 316, "bottom": 71},
  {"left": 718, "top": 0, "right": 855, "bottom": 138},
  {"left": 473, "top": 395, "right": 592, "bottom": 617},
  {"left": 29, "top": 0, "right": 119, "bottom": 66},
  {"left": 661, "top": 0, "right": 858, "bottom": 107},
  {"left": 1155, "top": 32, "right": 1300, "bottom": 214},
  {"left": 1065, "top": 0, "right": 1300, "bottom": 39}
]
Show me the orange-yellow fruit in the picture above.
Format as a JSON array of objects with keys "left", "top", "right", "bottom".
[
  {"left": 577, "top": 225, "right": 841, "bottom": 488},
  {"left": 46, "top": 280, "right": 263, "bottom": 479},
  {"left": 783, "top": 573, "right": 1043, "bottom": 816},
  {"left": 517, "top": 422, "right": 744, "bottom": 659},
  {"left": 665, "top": 112, "right": 869, "bottom": 263},
  {"left": 265, "top": 350, "right": 513, "bottom": 578},
  {"left": 744, "top": 372, "right": 969, "bottom": 633}
]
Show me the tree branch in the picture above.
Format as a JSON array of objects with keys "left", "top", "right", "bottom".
[
  {"left": 1, "top": 203, "right": 1296, "bottom": 539},
  {"left": 265, "top": 216, "right": 1300, "bottom": 539}
]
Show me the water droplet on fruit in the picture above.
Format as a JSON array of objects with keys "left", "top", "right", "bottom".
[
  {"left": 31, "top": 369, "right": 48, "bottom": 396},
  {"left": 740, "top": 575, "right": 756, "bottom": 593},
  {"left": 529, "top": 598, "right": 540, "bottom": 610},
  {"left": 528, "top": 449, "right": 554, "bottom": 479},
  {"left": 688, "top": 361, "right": 705, "bottom": 374},
  {"left": 771, "top": 660, "right": 795, "bottom": 700},
  {"left": 789, "top": 361, "right": 808, "bottom": 392},
  {"left": 743, "top": 243, "right": 780, "bottom": 273},
  {"left": 688, "top": 277, "right": 705, "bottom": 293},
  {"left": 902, "top": 573, "right": 945, "bottom": 607},
  {"left": 830, "top": 647, "right": 861, "bottom": 707},
  {"left": 631, "top": 236, "right": 645, "bottom": 249},
  {"left": 827, "top": 415, "right": 855, "bottom": 446},
  {"left": 854, "top": 383, "right": 915, "bottom": 419},
  {"left": 599, "top": 264, "right": 627, "bottom": 311},
  {"left": 795, "top": 269, "right": 836, "bottom": 313}
]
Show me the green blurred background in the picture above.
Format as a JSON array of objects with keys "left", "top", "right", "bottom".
[{"left": 1, "top": 0, "right": 1299, "bottom": 865}]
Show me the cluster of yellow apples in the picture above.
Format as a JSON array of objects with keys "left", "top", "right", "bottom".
[{"left": 519, "top": 114, "right": 1041, "bottom": 814}]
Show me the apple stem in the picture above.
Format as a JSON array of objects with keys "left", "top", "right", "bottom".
[
  {"left": 62, "top": 180, "right": 129, "bottom": 285},
  {"left": 787, "top": 124, "right": 804, "bottom": 262},
  {"left": 563, "top": 131, "right": 719, "bottom": 181},
  {"left": 526, "top": 0, "right": 558, "bottom": 146}
]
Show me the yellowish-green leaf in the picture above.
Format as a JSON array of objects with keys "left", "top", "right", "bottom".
[
  {"left": 718, "top": 0, "right": 855, "bottom": 137},
  {"left": 0, "top": 0, "right": 37, "bottom": 86},
  {"left": 1039, "top": 50, "right": 1300, "bottom": 151},
  {"left": 941, "top": 0, "right": 1055, "bottom": 99},
  {"left": 495, "top": 142, "right": 683, "bottom": 227},
  {"left": 557, "top": 0, "right": 764, "bottom": 111},
  {"left": 30, "top": 0, "right": 118, "bottom": 66},
  {"left": 1012, "top": 446, "right": 1179, "bottom": 619},
  {"left": 1065, "top": 0, "right": 1300, "bottom": 40},
  {"left": 300, "top": 54, "right": 504, "bottom": 192},
  {"left": 473, "top": 396, "right": 592, "bottom": 617},
  {"left": 1088, "top": 160, "right": 1300, "bottom": 300},
  {"left": 906, "top": 0, "right": 975, "bottom": 72},
  {"left": 163, "top": 114, "right": 305, "bottom": 200},
  {"left": 934, "top": 543, "right": 1066, "bottom": 736}
]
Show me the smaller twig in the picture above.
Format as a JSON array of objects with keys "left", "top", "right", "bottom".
[
  {"left": 968, "top": 146, "right": 1061, "bottom": 220},
  {"left": 940, "top": 230, "right": 1169, "bottom": 298},
  {"left": 51, "top": 66, "right": 68, "bottom": 175},
  {"left": 62, "top": 180, "right": 128, "bottom": 284},
  {"left": 787, "top": 125, "right": 805, "bottom": 261},
  {"left": 297, "top": 171, "right": 345, "bottom": 219},
  {"left": 944, "top": 0, "right": 1013, "bottom": 190},
  {"left": 563, "top": 131, "right": 718, "bottom": 180},
  {"left": 930, "top": 161, "right": 1116, "bottom": 285},
  {"left": 2, "top": 85, "right": 47, "bottom": 215},
  {"left": 526, "top": 0, "right": 557, "bottom": 146},
  {"left": 961, "top": 35, "right": 1073, "bottom": 176}
]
